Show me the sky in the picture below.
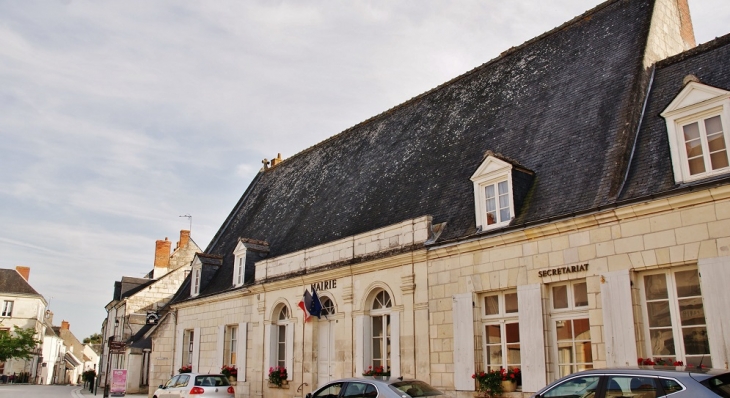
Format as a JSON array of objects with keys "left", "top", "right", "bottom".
[{"left": 0, "top": 0, "right": 728, "bottom": 341}]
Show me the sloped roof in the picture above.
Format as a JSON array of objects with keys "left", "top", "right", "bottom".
[
  {"left": 181, "top": 0, "right": 665, "bottom": 301},
  {"left": 621, "top": 34, "right": 730, "bottom": 199},
  {"left": 0, "top": 268, "right": 42, "bottom": 297}
]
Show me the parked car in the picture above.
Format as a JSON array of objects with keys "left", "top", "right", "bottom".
[
  {"left": 306, "top": 377, "right": 449, "bottom": 398},
  {"left": 529, "top": 367, "right": 730, "bottom": 398},
  {"left": 153, "top": 373, "right": 235, "bottom": 398}
]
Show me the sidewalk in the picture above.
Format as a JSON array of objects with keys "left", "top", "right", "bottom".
[{"left": 78, "top": 385, "right": 149, "bottom": 397}]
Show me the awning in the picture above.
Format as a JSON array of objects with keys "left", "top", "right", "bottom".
[{"left": 64, "top": 352, "right": 82, "bottom": 368}]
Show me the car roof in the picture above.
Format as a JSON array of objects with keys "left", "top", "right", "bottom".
[
  {"left": 320, "top": 377, "right": 422, "bottom": 386},
  {"left": 574, "top": 366, "right": 727, "bottom": 378}
]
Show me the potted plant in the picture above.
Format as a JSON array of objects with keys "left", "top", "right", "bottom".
[
  {"left": 179, "top": 365, "right": 192, "bottom": 374},
  {"left": 499, "top": 368, "right": 520, "bottom": 392},
  {"left": 362, "top": 365, "right": 391, "bottom": 380},
  {"left": 638, "top": 358, "right": 683, "bottom": 366},
  {"left": 221, "top": 365, "right": 238, "bottom": 382},
  {"left": 268, "top": 366, "right": 288, "bottom": 387},
  {"left": 472, "top": 370, "right": 503, "bottom": 397}
]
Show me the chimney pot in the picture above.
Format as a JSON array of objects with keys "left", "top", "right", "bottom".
[
  {"left": 61, "top": 320, "right": 70, "bottom": 330},
  {"left": 15, "top": 266, "right": 30, "bottom": 282}
]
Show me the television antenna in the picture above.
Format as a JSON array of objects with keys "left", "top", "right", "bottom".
[{"left": 179, "top": 214, "right": 192, "bottom": 232}]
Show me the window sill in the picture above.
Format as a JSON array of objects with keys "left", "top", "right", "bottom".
[{"left": 268, "top": 381, "right": 289, "bottom": 389}]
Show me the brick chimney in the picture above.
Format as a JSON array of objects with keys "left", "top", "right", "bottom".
[
  {"left": 677, "top": 0, "right": 695, "bottom": 48},
  {"left": 178, "top": 230, "right": 190, "bottom": 250},
  {"left": 15, "top": 266, "right": 30, "bottom": 281},
  {"left": 61, "top": 320, "right": 70, "bottom": 330},
  {"left": 154, "top": 238, "right": 171, "bottom": 269}
]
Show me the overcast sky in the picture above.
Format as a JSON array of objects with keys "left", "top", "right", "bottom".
[{"left": 1, "top": 0, "right": 727, "bottom": 340}]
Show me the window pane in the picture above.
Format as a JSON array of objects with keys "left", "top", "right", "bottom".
[
  {"left": 485, "top": 345, "right": 502, "bottom": 367},
  {"left": 710, "top": 151, "right": 729, "bottom": 170},
  {"left": 485, "top": 325, "right": 501, "bottom": 344},
  {"left": 647, "top": 302, "right": 672, "bottom": 327},
  {"left": 644, "top": 274, "right": 668, "bottom": 300},
  {"left": 553, "top": 285, "right": 568, "bottom": 309},
  {"left": 505, "top": 293, "right": 518, "bottom": 313},
  {"left": 486, "top": 185, "right": 497, "bottom": 225},
  {"left": 373, "top": 316, "right": 383, "bottom": 337},
  {"left": 573, "top": 319, "right": 590, "bottom": 340},
  {"left": 505, "top": 323, "right": 520, "bottom": 344},
  {"left": 707, "top": 130, "right": 727, "bottom": 151},
  {"left": 688, "top": 157, "right": 706, "bottom": 175},
  {"left": 498, "top": 181, "right": 508, "bottom": 194},
  {"left": 649, "top": 329, "right": 676, "bottom": 356},
  {"left": 675, "top": 270, "right": 701, "bottom": 297},
  {"left": 682, "top": 327, "right": 710, "bottom": 355},
  {"left": 484, "top": 295, "right": 499, "bottom": 316},
  {"left": 678, "top": 297, "right": 706, "bottom": 326},
  {"left": 576, "top": 341, "right": 592, "bottom": 363},
  {"left": 556, "top": 320, "right": 573, "bottom": 341},
  {"left": 706, "top": 115, "right": 723, "bottom": 135},
  {"left": 684, "top": 122, "right": 701, "bottom": 140},
  {"left": 659, "top": 379, "right": 684, "bottom": 394},
  {"left": 506, "top": 343, "right": 521, "bottom": 365},
  {"left": 627, "top": 376, "right": 657, "bottom": 396},
  {"left": 573, "top": 282, "right": 588, "bottom": 307}
]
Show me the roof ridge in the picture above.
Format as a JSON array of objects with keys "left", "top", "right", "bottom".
[
  {"left": 262, "top": 0, "right": 628, "bottom": 171},
  {"left": 655, "top": 32, "right": 730, "bottom": 69}
]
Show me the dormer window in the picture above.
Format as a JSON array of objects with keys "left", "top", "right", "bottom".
[
  {"left": 661, "top": 81, "right": 730, "bottom": 183},
  {"left": 471, "top": 153, "right": 534, "bottom": 232},
  {"left": 190, "top": 261, "right": 202, "bottom": 297},
  {"left": 233, "top": 240, "right": 248, "bottom": 288}
]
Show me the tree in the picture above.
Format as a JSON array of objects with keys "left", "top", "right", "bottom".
[
  {"left": 0, "top": 326, "right": 41, "bottom": 362},
  {"left": 83, "top": 333, "right": 102, "bottom": 345}
]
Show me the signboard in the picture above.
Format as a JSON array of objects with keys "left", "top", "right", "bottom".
[
  {"left": 110, "top": 369, "right": 127, "bottom": 396},
  {"left": 109, "top": 341, "right": 127, "bottom": 354},
  {"left": 146, "top": 311, "right": 159, "bottom": 325}
]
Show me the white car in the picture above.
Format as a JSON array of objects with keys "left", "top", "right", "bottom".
[{"left": 153, "top": 373, "right": 235, "bottom": 397}]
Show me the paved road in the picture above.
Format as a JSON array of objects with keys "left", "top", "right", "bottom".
[{"left": 0, "top": 385, "right": 148, "bottom": 398}]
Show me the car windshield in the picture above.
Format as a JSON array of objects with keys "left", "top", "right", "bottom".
[
  {"left": 194, "top": 375, "right": 230, "bottom": 387},
  {"left": 702, "top": 372, "right": 730, "bottom": 398},
  {"left": 390, "top": 381, "right": 444, "bottom": 397}
]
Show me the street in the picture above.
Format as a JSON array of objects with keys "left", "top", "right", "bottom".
[{"left": 0, "top": 385, "right": 84, "bottom": 398}]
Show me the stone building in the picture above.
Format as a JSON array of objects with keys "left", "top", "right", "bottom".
[
  {"left": 149, "top": 1, "right": 730, "bottom": 397},
  {"left": 99, "top": 230, "right": 200, "bottom": 394},
  {"left": 0, "top": 266, "right": 46, "bottom": 382}
]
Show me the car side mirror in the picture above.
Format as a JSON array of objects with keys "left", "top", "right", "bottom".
[{"left": 158, "top": 385, "right": 163, "bottom": 388}]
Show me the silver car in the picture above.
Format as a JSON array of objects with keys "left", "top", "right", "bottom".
[
  {"left": 153, "top": 373, "right": 235, "bottom": 398},
  {"left": 306, "top": 377, "right": 450, "bottom": 398},
  {"left": 530, "top": 367, "right": 730, "bottom": 398}
]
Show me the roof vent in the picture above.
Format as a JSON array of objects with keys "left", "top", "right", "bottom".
[{"left": 270, "top": 153, "right": 283, "bottom": 167}]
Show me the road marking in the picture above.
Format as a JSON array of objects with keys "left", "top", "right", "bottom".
[{"left": 72, "top": 387, "right": 83, "bottom": 398}]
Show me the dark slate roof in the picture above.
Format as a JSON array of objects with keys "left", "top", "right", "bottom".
[
  {"left": 179, "top": 0, "right": 666, "bottom": 302},
  {"left": 0, "top": 269, "right": 42, "bottom": 296},
  {"left": 621, "top": 34, "right": 730, "bottom": 200},
  {"left": 114, "top": 276, "right": 153, "bottom": 301}
]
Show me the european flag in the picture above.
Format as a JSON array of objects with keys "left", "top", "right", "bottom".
[{"left": 309, "top": 287, "right": 323, "bottom": 319}]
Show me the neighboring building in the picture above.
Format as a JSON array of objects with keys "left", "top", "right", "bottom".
[
  {"left": 39, "top": 312, "right": 64, "bottom": 385},
  {"left": 82, "top": 344, "right": 100, "bottom": 376},
  {"left": 99, "top": 230, "right": 200, "bottom": 394},
  {"left": 0, "top": 266, "right": 47, "bottom": 382},
  {"left": 53, "top": 320, "right": 85, "bottom": 385},
  {"left": 149, "top": 1, "right": 730, "bottom": 398}
]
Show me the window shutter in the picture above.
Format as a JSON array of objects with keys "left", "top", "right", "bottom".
[
  {"left": 517, "top": 284, "right": 546, "bottom": 392},
  {"left": 390, "top": 311, "right": 401, "bottom": 377},
  {"left": 267, "top": 324, "right": 277, "bottom": 369},
  {"left": 237, "top": 322, "right": 247, "bottom": 382},
  {"left": 452, "top": 293, "right": 475, "bottom": 391},
  {"left": 699, "top": 257, "right": 730, "bottom": 369},
  {"left": 601, "top": 270, "right": 637, "bottom": 367},
  {"left": 353, "top": 315, "right": 368, "bottom": 377},
  {"left": 174, "top": 328, "right": 184, "bottom": 374},
  {"left": 286, "top": 323, "right": 294, "bottom": 380},
  {"left": 192, "top": 327, "right": 201, "bottom": 373},
  {"left": 216, "top": 325, "right": 225, "bottom": 368}
]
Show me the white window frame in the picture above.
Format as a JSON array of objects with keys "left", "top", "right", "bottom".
[
  {"left": 638, "top": 266, "right": 710, "bottom": 367},
  {"left": 480, "top": 291, "right": 521, "bottom": 373},
  {"left": 183, "top": 329, "right": 195, "bottom": 367},
  {"left": 661, "top": 81, "right": 730, "bottom": 184},
  {"left": 549, "top": 280, "right": 592, "bottom": 378},
  {"left": 470, "top": 155, "right": 515, "bottom": 231},
  {"left": 224, "top": 325, "right": 238, "bottom": 367},
  {"left": 191, "top": 266, "right": 201, "bottom": 297},
  {"left": 370, "top": 290, "right": 392, "bottom": 371},
  {"left": 232, "top": 241, "right": 247, "bottom": 287},
  {"left": 1, "top": 301, "right": 13, "bottom": 317},
  {"left": 269, "top": 305, "right": 293, "bottom": 380}
]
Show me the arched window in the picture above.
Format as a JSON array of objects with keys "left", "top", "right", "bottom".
[
  {"left": 321, "top": 297, "right": 335, "bottom": 317},
  {"left": 275, "top": 306, "right": 289, "bottom": 369},
  {"left": 370, "top": 290, "right": 392, "bottom": 370}
]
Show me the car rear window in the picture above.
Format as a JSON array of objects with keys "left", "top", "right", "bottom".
[
  {"left": 390, "top": 381, "right": 444, "bottom": 397},
  {"left": 659, "top": 378, "right": 684, "bottom": 394},
  {"left": 194, "top": 375, "right": 230, "bottom": 387},
  {"left": 702, "top": 373, "right": 730, "bottom": 398}
]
